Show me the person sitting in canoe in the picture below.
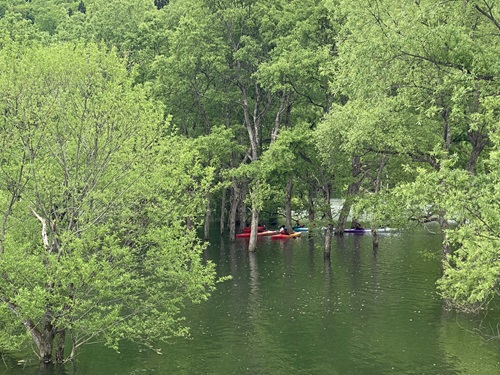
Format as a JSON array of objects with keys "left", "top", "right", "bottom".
[
  {"left": 295, "top": 220, "right": 303, "bottom": 228},
  {"left": 279, "top": 225, "right": 289, "bottom": 235},
  {"left": 351, "top": 222, "right": 364, "bottom": 230}
]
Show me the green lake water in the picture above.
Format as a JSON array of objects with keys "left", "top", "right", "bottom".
[{"left": 3, "top": 228, "right": 500, "bottom": 374}]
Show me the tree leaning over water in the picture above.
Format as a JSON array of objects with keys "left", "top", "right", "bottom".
[{"left": 0, "top": 42, "right": 217, "bottom": 364}]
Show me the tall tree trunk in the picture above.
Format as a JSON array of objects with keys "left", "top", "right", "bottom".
[
  {"left": 204, "top": 191, "right": 211, "bottom": 241},
  {"left": 337, "top": 200, "right": 350, "bottom": 234},
  {"left": 374, "top": 155, "right": 388, "bottom": 193},
  {"left": 220, "top": 188, "right": 227, "bottom": 234},
  {"left": 442, "top": 106, "right": 451, "bottom": 152},
  {"left": 467, "top": 129, "right": 487, "bottom": 175},
  {"left": 371, "top": 155, "right": 389, "bottom": 249},
  {"left": 466, "top": 85, "right": 487, "bottom": 174},
  {"left": 438, "top": 104, "right": 452, "bottom": 261},
  {"left": 238, "top": 180, "right": 248, "bottom": 231},
  {"left": 229, "top": 181, "right": 240, "bottom": 241},
  {"left": 271, "top": 90, "right": 292, "bottom": 142},
  {"left": 337, "top": 197, "right": 354, "bottom": 234},
  {"left": 284, "top": 177, "right": 293, "bottom": 231},
  {"left": 321, "top": 181, "right": 333, "bottom": 257},
  {"left": 337, "top": 205, "right": 349, "bottom": 235},
  {"left": 241, "top": 84, "right": 268, "bottom": 161}
]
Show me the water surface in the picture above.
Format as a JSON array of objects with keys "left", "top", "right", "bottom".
[{"left": 4, "top": 229, "right": 500, "bottom": 374}]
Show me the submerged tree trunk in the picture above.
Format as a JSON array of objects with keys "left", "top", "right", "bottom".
[
  {"left": 371, "top": 228, "right": 379, "bottom": 248},
  {"left": 323, "top": 223, "right": 333, "bottom": 259},
  {"left": 248, "top": 207, "right": 259, "bottom": 252},
  {"left": 204, "top": 191, "right": 211, "bottom": 241},
  {"left": 284, "top": 177, "right": 293, "bottom": 231}
]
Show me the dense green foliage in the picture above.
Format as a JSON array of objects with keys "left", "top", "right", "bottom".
[
  {"left": 0, "top": 39, "right": 217, "bottom": 362},
  {"left": 1, "top": 0, "right": 500, "bottom": 364}
]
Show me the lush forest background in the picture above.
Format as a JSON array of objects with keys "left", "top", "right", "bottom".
[{"left": 1, "top": 0, "right": 500, "bottom": 365}]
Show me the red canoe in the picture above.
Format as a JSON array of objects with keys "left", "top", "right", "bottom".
[
  {"left": 236, "top": 230, "right": 278, "bottom": 238},
  {"left": 271, "top": 232, "right": 302, "bottom": 239}
]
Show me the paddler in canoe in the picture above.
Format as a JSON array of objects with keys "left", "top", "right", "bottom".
[
  {"left": 279, "top": 225, "right": 289, "bottom": 235},
  {"left": 351, "top": 221, "right": 364, "bottom": 230}
]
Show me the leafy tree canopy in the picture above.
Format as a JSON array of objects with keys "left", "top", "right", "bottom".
[{"left": 0, "top": 41, "right": 218, "bottom": 362}]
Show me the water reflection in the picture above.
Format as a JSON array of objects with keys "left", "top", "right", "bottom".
[
  {"left": 248, "top": 251, "right": 260, "bottom": 302},
  {"left": 280, "top": 240, "right": 294, "bottom": 277},
  {"left": 307, "top": 235, "right": 315, "bottom": 270}
]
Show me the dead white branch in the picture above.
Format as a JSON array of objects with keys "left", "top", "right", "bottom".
[{"left": 29, "top": 207, "right": 49, "bottom": 249}]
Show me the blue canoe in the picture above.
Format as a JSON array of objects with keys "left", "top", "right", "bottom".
[
  {"left": 321, "top": 227, "right": 396, "bottom": 234},
  {"left": 292, "top": 227, "right": 309, "bottom": 232},
  {"left": 337, "top": 227, "right": 395, "bottom": 234}
]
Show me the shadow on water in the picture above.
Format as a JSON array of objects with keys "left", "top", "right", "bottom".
[
  {"left": 37, "top": 364, "right": 71, "bottom": 375},
  {"left": 3, "top": 362, "right": 74, "bottom": 375}
]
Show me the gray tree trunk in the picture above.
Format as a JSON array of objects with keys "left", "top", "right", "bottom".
[
  {"left": 248, "top": 208, "right": 259, "bottom": 252},
  {"left": 220, "top": 188, "right": 226, "bottom": 234},
  {"left": 322, "top": 182, "right": 333, "bottom": 257},
  {"left": 323, "top": 223, "right": 333, "bottom": 259},
  {"left": 238, "top": 181, "right": 248, "bottom": 231},
  {"left": 229, "top": 181, "right": 240, "bottom": 241},
  {"left": 26, "top": 316, "right": 54, "bottom": 364}
]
